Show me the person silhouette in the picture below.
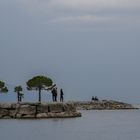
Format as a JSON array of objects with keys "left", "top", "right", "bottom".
[
  {"left": 51, "top": 88, "right": 56, "bottom": 102},
  {"left": 60, "top": 88, "right": 64, "bottom": 102},
  {"left": 54, "top": 87, "right": 58, "bottom": 102},
  {"left": 91, "top": 96, "right": 95, "bottom": 101}
]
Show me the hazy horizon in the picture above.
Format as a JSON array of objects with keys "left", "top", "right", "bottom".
[{"left": 0, "top": 0, "right": 140, "bottom": 103}]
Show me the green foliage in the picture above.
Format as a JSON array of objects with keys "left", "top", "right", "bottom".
[
  {"left": 0, "top": 80, "right": 8, "bottom": 93},
  {"left": 14, "top": 86, "right": 23, "bottom": 93},
  {"left": 1, "top": 87, "right": 8, "bottom": 93},
  {"left": 26, "top": 76, "right": 53, "bottom": 90},
  {"left": 0, "top": 81, "right": 5, "bottom": 88},
  {"left": 26, "top": 75, "right": 53, "bottom": 102}
]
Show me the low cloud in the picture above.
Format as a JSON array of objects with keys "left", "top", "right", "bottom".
[
  {"left": 46, "top": 14, "right": 140, "bottom": 31},
  {"left": 21, "top": 0, "right": 140, "bottom": 11},
  {"left": 1, "top": 0, "right": 140, "bottom": 30},
  {"left": 48, "top": 15, "right": 106, "bottom": 23}
]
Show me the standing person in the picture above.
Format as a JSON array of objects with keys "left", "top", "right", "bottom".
[
  {"left": 60, "top": 88, "right": 64, "bottom": 102},
  {"left": 54, "top": 87, "right": 58, "bottom": 102},
  {"left": 51, "top": 88, "right": 55, "bottom": 102},
  {"left": 47, "top": 84, "right": 56, "bottom": 102}
]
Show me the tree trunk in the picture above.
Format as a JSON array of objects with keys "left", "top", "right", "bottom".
[
  {"left": 38, "top": 88, "right": 41, "bottom": 102},
  {"left": 17, "top": 92, "right": 19, "bottom": 102}
]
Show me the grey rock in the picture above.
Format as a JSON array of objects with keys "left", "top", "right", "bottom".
[
  {"left": 49, "top": 103, "right": 64, "bottom": 113},
  {"left": 9, "top": 110, "right": 17, "bottom": 118},
  {"left": 18, "top": 105, "right": 36, "bottom": 115},
  {"left": 0, "top": 103, "right": 11, "bottom": 109},
  {"left": 22, "top": 114, "right": 36, "bottom": 118},
  {"left": 3, "top": 116, "right": 12, "bottom": 119},
  {"left": 36, "top": 113, "right": 48, "bottom": 118},
  {"left": 37, "top": 104, "right": 48, "bottom": 113},
  {"left": 75, "top": 100, "right": 138, "bottom": 110},
  {"left": 63, "top": 103, "right": 76, "bottom": 112},
  {"left": 16, "top": 113, "right": 22, "bottom": 118},
  {"left": 0, "top": 109, "right": 9, "bottom": 118},
  {"left": 0, "top": 102, "right": 81, "bottom": 119}
]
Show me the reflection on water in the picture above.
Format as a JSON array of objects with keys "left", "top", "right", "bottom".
[{"left": 0, "top": 110, "right": 140, "bottom": 140}]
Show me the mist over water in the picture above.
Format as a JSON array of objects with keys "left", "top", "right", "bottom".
[{"left": 0, "top": 110, "right": 140, "bottom": 140}]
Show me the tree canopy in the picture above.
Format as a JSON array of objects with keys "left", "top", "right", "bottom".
[
  {"left": 0, "top": 80, "right": 8, "bottom": 93},
  {"left": 14, "top": 86, "right": 22, "bottom": 93},
  {"left": 26, "top": 75, "right": 53, "bottom": 102},
  {"left": 14, "top": 86, "right": 23, "bottom": 102}
]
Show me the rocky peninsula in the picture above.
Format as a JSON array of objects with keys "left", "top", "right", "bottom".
[
  {"left": 73, "top": 100, "right": 138, "bottom": 110},
  {"left": 0, "top": 102, "right": 81, "bottom": 119},
  {"left": 0, "top": 100, "right": 138, "bottom": 119}
]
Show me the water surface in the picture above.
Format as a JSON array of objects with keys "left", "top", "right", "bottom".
[{"left": 0, "top": 110, "right": 140, "bottom": 140}]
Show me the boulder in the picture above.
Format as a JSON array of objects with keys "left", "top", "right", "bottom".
[
  {"left": 49, "top": 103, "right": 64, "bottom": 113},
  {"left": 36, "top": 113, "right": 48, "bottom": 118},
  {"left": 16, "top": 113, "right": 22, "bottom": 118},
  {"left": 0, "top": 109, "right": 9, "bottom": 118},
  {"left": 22, "top": 114, "right": 36, "bottom": 118},
  {"left": 47, "top": 112, "right": 81, "bottom": 118},
  {"left": 0, "top": 103, "right": 11, "bottom": 109},
  {"left": 3, "top": 116, "right": 12, "bottom": 119},
  {"left": 0, "top": 102, "right": 81, "bottom": 119},
  {"left": 63, "top": 103, "right": 76, "bottom": 112},
  {"left": 37, "top": 104, "right": 48, "bottom": 113},
  {"left": 9, "top": 110, "right": 17, "bottom": 118},
  {"left": 18, "top": 105, "right": 36, "bottom": 115}
]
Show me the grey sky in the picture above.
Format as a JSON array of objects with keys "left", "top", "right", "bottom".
[{"left": 0, "top": 0, "right": 140, "bottom": 103}]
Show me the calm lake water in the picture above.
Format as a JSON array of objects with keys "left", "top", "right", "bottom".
[{"left": 0, "top": 110, "right": 140, "bottom": 140}]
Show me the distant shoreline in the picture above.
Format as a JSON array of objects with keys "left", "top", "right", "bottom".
[
  {"left": 70, "top": 100, "right": 139, "bottom": 110},
  {"left": 133, "top": 104, "right": 140, "bottom": 109}
]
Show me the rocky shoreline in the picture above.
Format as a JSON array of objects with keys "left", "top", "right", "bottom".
[
  {"left": 0, "top": 102, "right": 81, "bottom": 119},
  {"left": 73, "top": 100, "right": 138, "bottom": 110},
  {"left": 0, "top": 100, "right": 138, "bottom": 119}
]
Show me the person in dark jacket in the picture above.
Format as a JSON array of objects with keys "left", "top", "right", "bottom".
[
  {"left": 51, "top": 88, "right": 55, "bottom": 102},
  {"left": 60, "top": 88, "right": 64, "bottom": 102},
  {"left": 54, "top": 87, "right": 58, "bottom": 102}
]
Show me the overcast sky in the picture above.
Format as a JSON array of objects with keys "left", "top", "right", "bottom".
[{"left": 0, "top": 0, "right": 140, "bottom": 103}]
